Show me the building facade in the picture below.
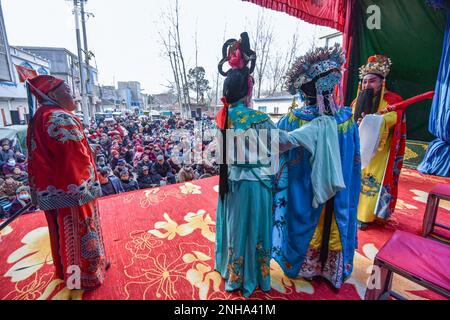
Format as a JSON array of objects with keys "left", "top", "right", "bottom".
[
  {"left": 0, "top": 2, "right": 53, "bottom": 127},
  {"left": 0, "top": 45, "right": 51, "bottom": 127},
  {"left": 99, "top": 85, "right": 120, "bottom": 111},
  {"left": 118, "top": 81, "right": 144, "bottom": 109},
  {"left": 318, "top": 28, "right": 343, "bottom": 48},
  {"left": 148, "top": 92, "right": 179, "bottom": 114}
]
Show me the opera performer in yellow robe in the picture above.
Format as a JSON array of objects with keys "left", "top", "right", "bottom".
[{"left": 351, "top": 55, "right": 405, "bottom": 230}]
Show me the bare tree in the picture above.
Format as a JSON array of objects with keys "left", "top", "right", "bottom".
[
  {"left": 205, "top": 75, "right": 215, "bottom": 107},
  {"left": 171, "top": 0, "right": 191, "bottom": 115},
  {"left": 194, "top": 19, "right": 200, "bottom": 104},
  {"left": 156, "top": 0, "right": 191, "bottom": 118},
  {"left": 267, "top": 30, "right": 299, "bottom": 95},
  {"left": 308, "top": 25, "right": 319, "bottom": 51},
  {"left": 205, "top": 24, "right": 227, "bottom": 115},
  {"left": 207, "top": 71, "right": 223, "bottom": 112},
  {"left": 158, "top": 29, "right": 184, "bottom": 115},
  {"left": 251, "top": 9, "right": 274, "bottom": 99}
]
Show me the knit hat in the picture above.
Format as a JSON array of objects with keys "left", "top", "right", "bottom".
[
  {"left": 16, "top": 186, "right": 31, "bottom": 195},
  {"left": 100, "top": 167, "right": 111, "bottom": 177}
]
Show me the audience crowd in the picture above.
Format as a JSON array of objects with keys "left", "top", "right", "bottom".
[{"left": 0, "top": 113, "right": 219, "bottom": 219}]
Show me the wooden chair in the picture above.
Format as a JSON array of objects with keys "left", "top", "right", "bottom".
[
  {"left": 364, "top": 230, "right": 450, "bottom": 300},
  {"left": 422, "top": 184, "right": 450, "bottom": 243}
]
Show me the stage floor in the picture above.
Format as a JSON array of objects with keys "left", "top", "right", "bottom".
[{"left": 0, "top": 169, "right": 449, "bottom": 300}]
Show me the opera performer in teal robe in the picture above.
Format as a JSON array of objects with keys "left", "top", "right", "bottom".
[
  {"left": 272, "top": 45, "right": 362, "bottom": 289},
  {"left": 214, "top": 34, "right": 347, "bottom": 298}
]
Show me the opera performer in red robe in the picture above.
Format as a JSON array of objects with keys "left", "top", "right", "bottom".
[{"left": 26, "top": 75, "right": 108, "bottom": 290}]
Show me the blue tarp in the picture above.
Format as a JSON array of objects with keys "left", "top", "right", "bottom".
[
  {"left": 0, "top": 125, "right": 28, "bottom": 155},
  {"left": 419, "top": 8, "right": 450, "bottom": 177}
]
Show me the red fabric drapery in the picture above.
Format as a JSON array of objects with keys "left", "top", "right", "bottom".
[
  {"left": 341, "top": 0, "right": 355, "bottom": 99},
  {"left": 242, "top": 0, "right": 348, "bottom": 32}
]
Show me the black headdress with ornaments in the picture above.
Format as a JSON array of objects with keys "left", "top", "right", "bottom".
[{"left": 216, "top": 32, "right": 257, "bottom": 201}]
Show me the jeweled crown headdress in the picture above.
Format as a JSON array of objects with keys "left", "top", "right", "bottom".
[
  {"left": 285, "top": 43, "right": 346, "bottom": 96},
  {"left": 359, "top": 55, "right": 392, "bottom": 79},
  {"left": 285, "top": 43, "right": 346, "bottom": 115}
]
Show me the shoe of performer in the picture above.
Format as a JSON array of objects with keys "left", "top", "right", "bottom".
[
  {"left": 357, "top": 221, "right": 369, "bottom": 231},
  {"left": 105, "top": 261, "right": 111, "bottom": 271},
  {"left": 374, "top": 217, "right": 387, "bottom": 226}
]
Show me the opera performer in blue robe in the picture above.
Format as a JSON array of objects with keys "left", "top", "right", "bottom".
[{"left": 272, "top": 44, "right": 362, "bottom": 290}]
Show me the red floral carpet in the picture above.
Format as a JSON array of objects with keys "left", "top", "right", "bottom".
[{"left": 0, "top": 169, "right": 449, "bottom": 300}]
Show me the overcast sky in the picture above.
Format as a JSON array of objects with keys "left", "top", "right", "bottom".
[{"left": 2, "top": 0, "right": 335, "bottom": 94}]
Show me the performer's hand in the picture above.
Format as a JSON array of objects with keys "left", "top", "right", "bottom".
[
  {"left": 357, "top": 113, "right": 366, "bottom": 126},
  {"left": 377, "top": 106, "right": 391, "bottom": 115}
]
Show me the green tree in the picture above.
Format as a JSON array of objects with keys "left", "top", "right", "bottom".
[{"left": 188, "top": 66, "right": 210, "bottom": 105}]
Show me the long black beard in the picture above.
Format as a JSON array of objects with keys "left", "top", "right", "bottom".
[{"left": 354, "top": 89, "right": 381, "bottom": 120}]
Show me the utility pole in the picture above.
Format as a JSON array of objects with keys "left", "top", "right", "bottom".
[
  {"left": 73, "top": 0, "right": 89, "bottom": 126},
  {"left": 80, "top": 0, "right": 95, "bottom": 122}
]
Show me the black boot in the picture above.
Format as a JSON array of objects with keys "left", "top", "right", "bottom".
[{"left": 358, "top": 221, "right": 369, "bottom": 231}]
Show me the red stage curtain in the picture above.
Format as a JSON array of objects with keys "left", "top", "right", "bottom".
[
  {"left": 341, "top": 0, "right": 355, "bottom": 99},
  {"left": 242, "top": 0, "right": 348, "bottom": 32}
]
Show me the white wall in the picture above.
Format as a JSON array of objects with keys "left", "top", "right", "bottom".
[
  {"left": 252, "top": 98, "right": 295, "bottom": 124},
  {"left": 253, "top": 98, "right": 293, "bottom": 115}
]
